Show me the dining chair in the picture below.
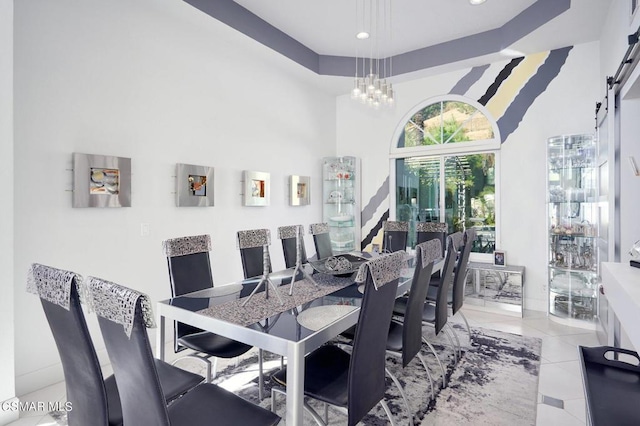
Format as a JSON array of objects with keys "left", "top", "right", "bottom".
[
  {"left": 277, "top": 224, "right": 316, "bottom": 296},
  {"left": 237, "top": 229, "right": 283, "bottom": 307},
  {"left": 87, "top": 276, "right": 281, "bottom": 426},
  {"left": 384, "top": 238, "right": 442, "bottom": 415},
  {"left": 450, "top": 228, "right": 476, "bottom": 339},
  {"left": 238, "top": 229, "right": 273, "bottom": 280},
  {"left": 416, "top": 221, "right": 447, "bottom": 257},
  {"left": 163, "top": 234, "right": 253, "bottom": 383},
  {"left": 278, "top": 224, "right": 308, "bottom": 269},
  {"left": 27, "top": 263, "right": 203, "bottom": 426},
  {"left": 394, "top": 235, "right": 458, "bottom": 387},
  {"left": 381, "top": 220, "right": 409, "bottom": 253},
  {"left": 426, "top": 229, "right": 476, "bottom": 358},
  {"left": 271, "top": 251, "right": 406, "bottom": 426},
  {"left": 309, "top": 222, "right": 333, "bottom": 260}
]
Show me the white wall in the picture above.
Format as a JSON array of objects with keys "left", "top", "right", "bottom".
[
  {"left": 599, "top": 0, "right": 632, "bottom": 98},
  {"left": 0, "top": 0, "right": 17, "bottom": 423},
  {"left": 13, "top": 0, "right": 336, "bottom": 394},
  {"left": 336, "top": 42, "right": 600, "bottom": 312}
]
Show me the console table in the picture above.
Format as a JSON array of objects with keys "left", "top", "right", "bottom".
[{"left": 464, "top": 262, "right": 525, "bottom": 317}]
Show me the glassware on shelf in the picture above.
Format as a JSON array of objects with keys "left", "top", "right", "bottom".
[
  {"left": 323, "top": 157, "right": 360, "bottom": 254},
  {"left": 547, "top": 134, "right": 599, "bottom": 325}
]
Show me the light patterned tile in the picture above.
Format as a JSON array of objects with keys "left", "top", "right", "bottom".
[{"left": 537, "top": 403, "right": 585, "bottom": 426}]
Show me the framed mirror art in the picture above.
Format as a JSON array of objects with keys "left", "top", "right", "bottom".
[
  {"left": 289, "top": 175, "right": 310, "bottom": 206},
  {"left": 176, "top": 163, "right": 215, "bottom": 207},
  {"left": 73, "top": 153, "right": 131, "bottom": 208},
  {"left": 243, "top": 170, "right": 270, "bottom": 206}
]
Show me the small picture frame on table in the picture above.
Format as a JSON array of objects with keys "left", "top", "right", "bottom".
[{"left": 493, "top": 250, "right": 506, "bottom": 267}]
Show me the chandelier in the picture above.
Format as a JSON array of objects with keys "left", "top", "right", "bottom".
[{"left": 350, "top": 0, "right": 395, "bottom": 108}]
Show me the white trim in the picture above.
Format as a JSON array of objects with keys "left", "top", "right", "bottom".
[
  {"left": 389, "top": 94, "right": 501, "bottom": 257},
  {"left": 390, "top": 94, "right": 502, "bottom": 155}
]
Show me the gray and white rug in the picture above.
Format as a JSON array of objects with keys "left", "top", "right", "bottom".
[{"left": 50, "top": 325, "right": 541, "bottom": 425}]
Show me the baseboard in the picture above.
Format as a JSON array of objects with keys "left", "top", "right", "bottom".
[
  {"left": 0, "top": 397, "right": 20, "bottom": 425},
  {"left": 16, "top": 362, "right": 65, "bottom": 397}
]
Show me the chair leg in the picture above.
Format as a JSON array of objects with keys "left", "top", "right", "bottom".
[
  {"left": 442, "top": 326, "right": 459, "bottom": 364},
  {"left": 379, "top": 399, "right": 398, "bottom": 426},
  {"left": 273, "top": 385, "right": 334, "bottom": 426},
  {"left": 446, "top": 322, "right": 462, "bottom": 360},
  {"left": 458, "top": 310, "right": 472, "bottom": 340},
  {"left": 416, "top": 352, "right": 435, "bottom": 401},
  {"left": 171, "top": 354, "right": 213, "bottom": 383},
  {"left": 385, "top": 367, "right": 412, "bottom": 421},
  {"left": 421, "top": 336, "right": 447, "bottom": 388},
  {"left": 303, "top": 400, "right": 328, "bottom": 426}
]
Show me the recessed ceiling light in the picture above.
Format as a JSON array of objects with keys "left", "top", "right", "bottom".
[
  {"left": 470, "top": 0, "right": 487, "bottom": 5},
  {"left": 356, "top": 32, "right": 370, "bottom": 40}
]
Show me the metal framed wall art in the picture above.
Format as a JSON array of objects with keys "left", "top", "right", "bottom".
[
  {"left": 289, "top": 175, "right": 310, "bottom": 206},
  {"left": 73, "top": 152, "right": 131, "bottom": 208},
  {"left": 243, "top": 170, "right": 270, "bottom": 206},
  {"left": 176, "top": 163, "right": 215, "bottom": 207}
]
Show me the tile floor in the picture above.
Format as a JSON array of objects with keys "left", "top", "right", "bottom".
[{"left": 6, "top": 307, "right": 599, "bottom": 425}]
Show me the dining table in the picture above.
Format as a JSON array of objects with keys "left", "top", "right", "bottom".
[{"left": 155, "top": 250, "right": 443, "bottom": 425}]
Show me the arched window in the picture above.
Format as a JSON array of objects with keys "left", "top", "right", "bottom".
[{"left": 390, "top": 96, "right": 500, "bottom": 257}]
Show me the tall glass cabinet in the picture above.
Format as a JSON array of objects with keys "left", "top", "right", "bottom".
[
  {"left": 547, "top": 134, "right": 599, "bottom": 328},
  {"left": 322, "top": 156, "right": 361, "bottom": 254}
]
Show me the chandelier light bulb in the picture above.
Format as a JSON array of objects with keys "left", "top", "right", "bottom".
[
  {"left": 351, "top": 78, "right": 361, "bottom": 99},
  {"left": 349, "top": 0, "right": 395, "bottom": 110}
]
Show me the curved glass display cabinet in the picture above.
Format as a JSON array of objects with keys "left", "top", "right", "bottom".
[
  {"left": 322, "top": 156, "right": 361, "bottom": 254},
  {"left": 547, "top": 134, "right": 599, "bottom": 328}
]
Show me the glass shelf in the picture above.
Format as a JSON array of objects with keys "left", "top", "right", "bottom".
[
  {"left": 547, "top": 134, "right": 598, "bottom": 325},
  {"left": 323, "top": 156, "right": 360, "bottom": 254}
]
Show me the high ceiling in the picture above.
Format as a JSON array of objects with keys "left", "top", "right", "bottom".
[
  {"left": 233, "top": 0, "right": 610, "bottom": 58},
  {"left": 184, "top": 0, "right": 612, "bottom": 94}
]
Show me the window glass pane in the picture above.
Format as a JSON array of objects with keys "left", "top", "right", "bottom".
[
  {"left": 444, "top": 153, "right": 496, "bottom": 253},
  {"left": 396, "top": 157, "right": 440, "bottom": 248},
  {"left": 398, "top": 100, "right": 494, "bottom": 148},
  {"left": 396, "top": 153, "right": 495, "bottom": 253}
]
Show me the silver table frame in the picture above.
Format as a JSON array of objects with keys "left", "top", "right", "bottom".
[{"left": 155, "top": 256, "right": 443, "bottom": 425}]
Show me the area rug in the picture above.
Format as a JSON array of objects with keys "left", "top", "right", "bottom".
[{"left": 49, "top": 326, "right": 540, "bottom": 425}]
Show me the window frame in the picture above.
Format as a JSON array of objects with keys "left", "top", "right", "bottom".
[{"left": 389, "top": 95, "right": 502, "bottom": 262}]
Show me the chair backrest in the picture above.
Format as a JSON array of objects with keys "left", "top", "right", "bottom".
[
  {"left": 27, "top": 264, "right": 111, "bottom": 426},
  {"left": 278, "top": 225, "right": 307, "bottom": 269},
  {"left": 402, "top": 239, "right": 441, "bottom": 368},
  {"left": 163, "top": 235, "right": 214, "bottom": 351},
  {"left": 382, "top": 220, "right": 409, "bottom": 253},
  {"left": 416, "top": 222, "right": 447, "bottom": 257},
  {"left": 237, "top": 229, "right": 273, "bottom": 279},
  {"left": 451, "top": 228, "right": 476, "bottom": 315},
  {"left": 348, "top": 252, "right": 404, "bottom": 426},
  {"left": 309, "top": 223, "right": 333, "bottom": 259},
  {"left": 434, "top": 236, "right": 458, "bottom": 334},
  {"left": 89, "top": 277, "right": 171, "bottom": 426}
]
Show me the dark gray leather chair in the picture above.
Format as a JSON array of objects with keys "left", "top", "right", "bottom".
[
  {"left": 163, "top": 235, "right": 253, "bottom": 383},
  {"left": 278, "top": 225, "right": 308, "bottom": 269},
  {"left": 385, "top": 239, "right": 442, "bottom": 415},
  {"left": 394, "top": 236, "right": 458, "bottom": 386},
  {"left": 271, "top": 252, "right": 405, "bottom": 426},
  {"left": 88, "top": 276, "right": 280, "bottom": 426},
  {"left": 382, "top": 220, "right": 409, "bottom": 253},
  {"left": 416, "top": 221, "right": 447, "bottom": 257},
  {"left": 27, "top": 264, "right": 203, "bottom": 426},
  {"left": 237, "top": 229, "right": 273, "bottom": 279},
  {"left": 426, "top": 228, "right": 476, "bottom": 357},
  {"left": 309, "top": 223, "right": 333, "bottom": 260}
]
